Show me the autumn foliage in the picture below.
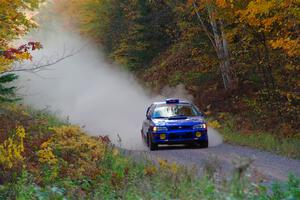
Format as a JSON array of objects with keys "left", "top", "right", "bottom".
[
  {"left": 57, "top": 0, "right": 299, "bottom": 136},
  {"left": 0, "top": 0, "right": 43, "bottom": 103}
]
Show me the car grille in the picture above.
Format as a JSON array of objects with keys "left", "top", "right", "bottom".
[
  {"left": 168, "top": 132, "right": 193, "bottom": 140},
  {"left": 168, "top": 126, "right": 193, "bottom": 131}
]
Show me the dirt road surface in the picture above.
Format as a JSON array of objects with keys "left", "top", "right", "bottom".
[{"left": 128, "top": 128, "right": 300, "bottom": 183}]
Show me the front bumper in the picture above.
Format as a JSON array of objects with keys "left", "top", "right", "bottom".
[{"left": 150, "top": 130, "right": 208, "bottom": 144}]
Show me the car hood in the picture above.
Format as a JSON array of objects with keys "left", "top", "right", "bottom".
[{"left": 152, "top": 116, "right": 205, "bottom": 126}]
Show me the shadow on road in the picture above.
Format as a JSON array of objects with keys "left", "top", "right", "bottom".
[{"left": 154, "top": 144, "right": 207, "bottom": 151}]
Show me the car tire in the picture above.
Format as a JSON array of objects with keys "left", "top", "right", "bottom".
[
  {"left": 199, "top": 141, "right": 209, "bottom": 148},
  {"left": 148, "top": 134, "right": 158, "bottom": 151}
]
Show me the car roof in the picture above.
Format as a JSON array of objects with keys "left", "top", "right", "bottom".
[{"left": 152, "top": 100, "right": 191, "bottom": 105}]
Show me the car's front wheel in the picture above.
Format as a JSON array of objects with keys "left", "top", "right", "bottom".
[{"left": 147, "top": 134, "right": 158, "bottom": 151}]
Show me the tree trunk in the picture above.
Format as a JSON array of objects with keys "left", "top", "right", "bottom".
[
  {"left": 220, "top": 22, "right": 233, "bottom": 89},
  {"left": 192, "top": 1, "right": 234, "bottom": 90},
  {"left": 207, "top": 6, "right": 233, "bottom": 90}
]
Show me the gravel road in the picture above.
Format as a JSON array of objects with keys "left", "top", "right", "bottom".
[{"left": 127, "top": 128, "right": 300, "bottom": 183}]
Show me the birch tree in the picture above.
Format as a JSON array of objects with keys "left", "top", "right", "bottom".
[{"left": 189, "top": 0, "right": 235, "bottom": 90}]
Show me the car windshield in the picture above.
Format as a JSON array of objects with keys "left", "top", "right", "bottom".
[{"left": 152, "top": 104, "right": 200, "bottom": 118}]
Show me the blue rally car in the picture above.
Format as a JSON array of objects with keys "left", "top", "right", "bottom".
[{"left": 141, "top": 99, "right": 208, "bottom": 150}]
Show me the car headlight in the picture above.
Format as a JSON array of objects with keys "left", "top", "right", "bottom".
[
  {"left": 193, "top": 123, "right": 207, "bottom": 130},
  {"left": 153, "top": 126, "right": 168, "bottom": 132}
]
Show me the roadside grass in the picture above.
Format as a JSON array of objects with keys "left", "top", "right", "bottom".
[
  {"left": 208, "top": 117, "right": 300, "bottom": 159},
  {"left": 26, "top": 106, "right": 69, "bottom": 127},
  {"left": 0, "top": 103, "right": 299, "bottom": 199}
]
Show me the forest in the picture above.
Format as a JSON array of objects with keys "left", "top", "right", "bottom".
[{"left": 56, "top": 0, "right": 299, "bottom": 140}]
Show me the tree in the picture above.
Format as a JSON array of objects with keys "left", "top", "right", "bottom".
[
  {"left": 0, "top": 74, "right": 19, "bottom": 102},
  {"left": 188, "top": 0, "right": 235, "bottom": 90},
  {"left": 0, "top": 0, "right": 42, "bottom": 72},
  {"left": 0, "top": 0, "right": 42, "bottom": 102},
  {"left": 212, "top": 0, "right": 300, "bottom": 128},
  {"left": 112, "top": 0, "right": 179, "bottom": 71},
  {"left": 232, "top": 0, "right": 300, "bottom": 91},
  {"left": 0, "top": 0, "right": 75, "bottom": 102},
  {"left": 57, "top": 0, "right": 178, "bottom": 71}
]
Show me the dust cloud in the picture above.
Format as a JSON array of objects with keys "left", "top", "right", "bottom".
[
  {"left": 207, "top": 128, "right": 223, "bottom": 147},
  {"left": 17, "top": 16, "right": 222, "bottom": 150}
]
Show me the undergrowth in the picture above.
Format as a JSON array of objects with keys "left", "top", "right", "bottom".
[
  {"left": 208, "top": 115, "right": 300, "bottom": 159},
  {"left": 0, "top": 103, "right": 299, "bottom": 199}
]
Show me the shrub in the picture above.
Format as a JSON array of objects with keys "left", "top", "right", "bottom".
[
  {"left": 0, "top": 126, "right": 25, "bottom": 169},
  {"left": 45, "top": 126, "right": 106, "bottom": 179}
]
